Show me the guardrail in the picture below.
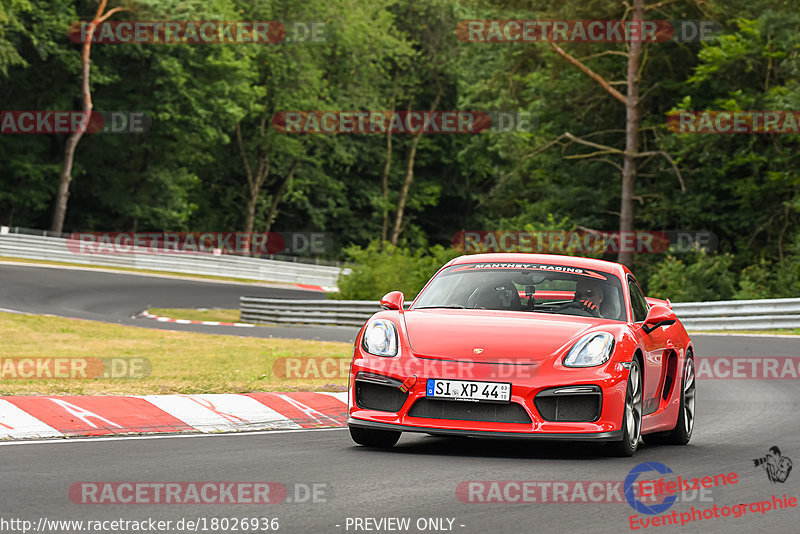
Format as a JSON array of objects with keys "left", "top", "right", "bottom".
[
  {"left": 671, "top": 298, "right": 800, "bottom": 330},
  {"left": 239, "top": 298, "right": 396, "bottom": 327},
  {"left": 240, "top": 296, "right": 800, "bottom": 330},
  {"left": 0, "top": 231, "right": 345, "bottom": 289}
]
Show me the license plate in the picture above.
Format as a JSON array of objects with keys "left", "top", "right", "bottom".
[{"left": 426, "top": 379, "right": 511, "bottom": 403}]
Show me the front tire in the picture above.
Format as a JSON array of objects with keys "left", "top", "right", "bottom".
[
  {"left": 349, "top": 426, "right": 401, "bottom": 448},
  {"left": 608, "top": 357, "right": 643, "bottom": 457}
]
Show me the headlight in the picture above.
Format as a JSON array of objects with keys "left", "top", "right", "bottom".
[
  {"left": 563, "top": 332, "right": 615, "bottom": 367},
  {"left": 362, "top": 319, "right": 399, "bottom": 357}
]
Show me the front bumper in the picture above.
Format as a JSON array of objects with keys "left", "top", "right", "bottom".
[
  {"left": 348, "top": 417, "right": 623, "bottom": 441},
  {"left": 349, "top": 349, "right": 630, "bottom": 438}
]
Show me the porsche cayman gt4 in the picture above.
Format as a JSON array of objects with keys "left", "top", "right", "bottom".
[{"left": 347, "top": 253, "right": 695, "bottom": 456}]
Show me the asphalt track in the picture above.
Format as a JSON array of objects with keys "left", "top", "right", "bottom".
[
  {"left": 1, "top": 363, "right": 799, "bottom": 534},
  {"left": 0, "top": 262, "right": 358, "bottom": 342},
  {"left": 1, "top": 262, "right": 799, "bottom": 533}
]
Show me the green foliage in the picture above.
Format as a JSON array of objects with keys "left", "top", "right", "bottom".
[
  {"left": 647, "top": 253, "right": 736, "bottom": 302},
  {"left": 0, "top": 0, "right": 31, "bottom": 76},
  {"left": 735, "top": 252, "right": 800, "bottom": 299},
  {"left": 333, "top": 241, "right": 461, "bottom": 300},
  {"left": 1, "top": 0, "right": 799, "bottom": 303}
]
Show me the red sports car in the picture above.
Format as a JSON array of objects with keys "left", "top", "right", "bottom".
[{"left": 347, "top": 253, "right": 695, "bottom": 456}]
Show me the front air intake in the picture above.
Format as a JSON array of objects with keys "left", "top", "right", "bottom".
[
  {"left": 408, "top": 398, "right": 532, "bottom": 424},
  {"left": 354, "top": 373, "right": 408, "bottom": 412},
  {"left": 534, "top": 385, "right": 602, "bottom": 422}
]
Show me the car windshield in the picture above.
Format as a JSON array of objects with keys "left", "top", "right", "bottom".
[{"left": 412, "top": 262, "right": 626, "bottom": 321}]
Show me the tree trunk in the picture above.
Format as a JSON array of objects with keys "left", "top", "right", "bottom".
[
  {"left": 390, "top": 134, "right": 420, "bottom": 246},
  {"left": 618, "top": 0, "right": 644, "bottom": 266},
  {"left": 51, "top": 1, "right": 125, "bottom": 233},
  {"left": 380, "top": 94, "right": 396, "bottom": 247},
  {"left": 390, "top": 85, "right": 442, "bottom": 246},
  {"left": 52, "top": 30, "right": 93, "bottom": 233},
  {"left": 264, "top": 160, "right": 298, "bottom": 233},
  {"left": 236, "top": 122, "right": 270, "bottom": 255},
  {"left": 244, "top": 192, "right": 258, "bottom": 236},
  {"left": 52, "top": 132, "right": 84, "bottom": 234}
]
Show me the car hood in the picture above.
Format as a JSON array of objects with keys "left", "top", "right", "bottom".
[{"left": 403, "top": 309, "right": 603, "bottom": 363}]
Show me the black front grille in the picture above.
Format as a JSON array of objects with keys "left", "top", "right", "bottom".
[
  {"left": 408, "top": 398, "right": 532, "bottom": 424},
  {"left": 355, "top": 380, "right": 408, "bottom": 412},
  {"left": 534, "top": 386, "right": 601, "bottom": 422}
]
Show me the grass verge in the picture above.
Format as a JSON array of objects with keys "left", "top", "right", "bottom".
[{"left": 0, "top": 312, "right": 350, "bottom": 395}]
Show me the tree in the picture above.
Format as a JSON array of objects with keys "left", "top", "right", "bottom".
[
  {"left": 0, "top": 0, "right": 31, "bottom": 76},
  {"left": 390, "top": 82, "right": 442, "bottom": 245},
  {"left": 533, "top": 0, "right": 686, "bottom": 265},
  {"left": 0, "top": 0, "right": 79, "bottom": 228},
  {"left": 51, "top": 0, "right": 127, "bottom": 233},
  {"left": 60, "top": 0, "right": 256, "bottom": 233},
  {"left": 386, "top": 0, "right": 460, "bottom": 246},
  {"left": 232, "top": 0, "right": 414, "bottom": 247},
  {"left": 663, "top": 10, "right": 800, "bottom": 269}
]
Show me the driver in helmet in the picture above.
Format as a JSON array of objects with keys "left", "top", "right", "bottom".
[{"left": 574, "top": 278, "right": 604, "bottom": 317}]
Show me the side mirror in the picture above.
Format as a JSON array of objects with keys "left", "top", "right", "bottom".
[
  {"left": 380, "top": 291, "right": 405, "bottom": 311},
  {"left": 642, "top": 304, "right": 677, "bottom": 334}
]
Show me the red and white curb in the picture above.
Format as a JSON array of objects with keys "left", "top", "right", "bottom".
[
  {"left": 137, "top": 311, "right": 255, "bottom": 328},
  {"left": 295, "top": 284, "right": 336, "bottom": 293},
  {"left": 0, "top": 392, "right": 348, "bottom": 440}
]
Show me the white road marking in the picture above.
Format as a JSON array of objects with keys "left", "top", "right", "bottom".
[
  {"left": 0, "top": 426, "right": 347, "bottom": 446},
  {"left": 0, "top": 307, "right": 31, "bottom": 314},
  {"left": 0, "top": 399, "right": 62, "bottom": 439}
]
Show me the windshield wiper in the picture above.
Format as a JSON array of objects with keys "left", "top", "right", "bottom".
[{"left": 414, "top": 305, "right": 465, "bottom": 309}]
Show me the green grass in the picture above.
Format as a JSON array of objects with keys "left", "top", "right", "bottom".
[{"left": 0, "top": 312, "right": 351, "bottom": 395}]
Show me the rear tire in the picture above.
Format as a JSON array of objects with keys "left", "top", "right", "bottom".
[
  {"left": 608, "top": 357, "right": 643, "bottom": 457},
  {"left": 349, "top": 426, "right": 401, "bottom": 448}
]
